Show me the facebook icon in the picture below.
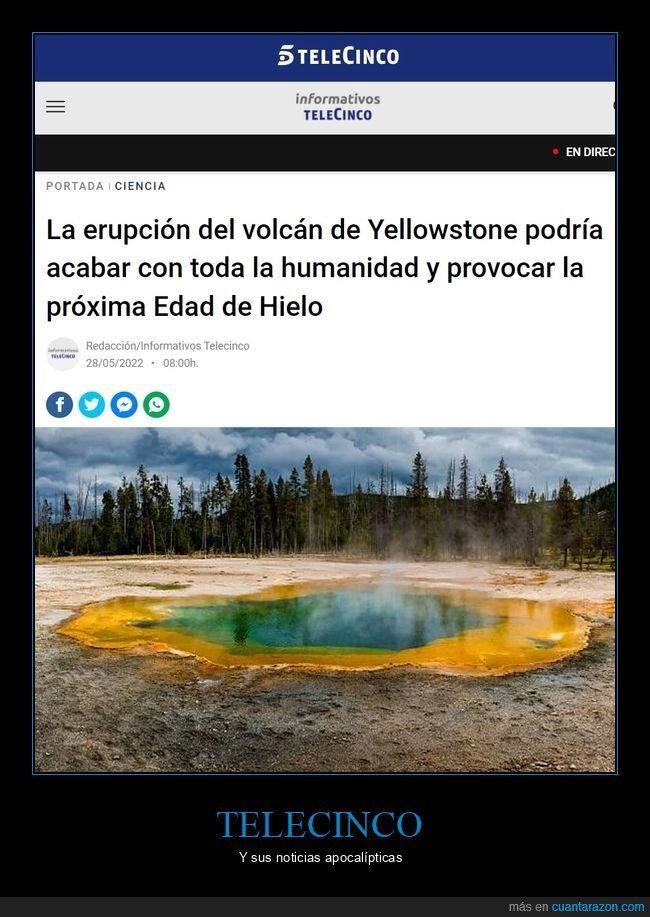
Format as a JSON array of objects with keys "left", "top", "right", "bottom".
[{"left": 46, "top": 391, "right": 73, "bottom": 418}]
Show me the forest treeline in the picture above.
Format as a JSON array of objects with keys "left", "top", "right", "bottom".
[{"left": 35, "top": 452, "right": 615, "bottom": 568}]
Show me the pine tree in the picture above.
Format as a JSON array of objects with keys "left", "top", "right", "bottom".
[
  {"left": 444, "top": 459, "right": 456, "bottom": 502},
  {"left": 176, "top": 476, "right": 195, "bottom": 554},
  {"left": 524, "top": 487, "right": 543, "bottom": 565},
  {"left": 318, "top": 468, "right": 335, "bottom": 551},
  {"left": 98, "top": 490, "right": 117, "bottom": 553},
  {"left": 275, "top": 475, "right": 288, "bottom": 553},
  {"left": 137, "top": 464, "right": 154, "bottom": 554},
  {"left": 37, "top": 498, "right": 52, "bottom": 555},
  {"left": 116, "top": 477, "right": 138, "bottom": 553},
  {"left": 212, "top": 474, "right": 233, "bottom": 554},
  {"left": 266, "top": 478, "right": 277, "bottom": 551},
  {"left": 474, "top": 472, "right": 494, "bottom": 557},
  {"left": 494, "top": 457, "right": 515, "bottom": 555},
  {"left": 406, "top": 452, "right": 430, "bottom": 557},
  {"left": 552, "top": 477, "right": 577, "bottom": 567},
  {"left": 252, "top": 470, "right": 271, "bottom": 555},
  {"left": 61, "top": 492, "right": 73, "bottom": 552},
  {"left": 494, "top": 457, "right": 515, "bottom": 508},
  {"left": 159, "top": 481, "right": 174, "bottom": 553},
  {"left": 407, "top": 452, "right": 429, "bottom": 502},
  {"left": 233, "top": 454, "right": 252, "bottom": 553},
  {"left": 303, "top": 455, "right": 316, "bottom": 551},
  {"left": 457, "top": 455, "right": 470, "bottom": 516},
  {"left": 288, "top": 467, "right": 302, "bottom": 552}
]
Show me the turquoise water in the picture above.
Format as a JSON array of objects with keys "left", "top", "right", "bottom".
[{"left": 158, "top": 589, "right": 499, "bottom": 653}]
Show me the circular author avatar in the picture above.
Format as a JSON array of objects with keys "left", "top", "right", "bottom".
[{"left": 47, "top": 338, "right": 79, "bottom": 371}]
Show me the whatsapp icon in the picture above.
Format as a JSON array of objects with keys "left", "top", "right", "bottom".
[{"left": 143, "top": 391, "right": 170, "bottom": 418}]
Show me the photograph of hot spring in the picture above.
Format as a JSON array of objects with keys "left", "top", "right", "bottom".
[{"left": 35, "top": 426, "right": 615, "bottom": 774}]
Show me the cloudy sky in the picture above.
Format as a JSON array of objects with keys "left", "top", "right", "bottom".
[{"left": 35, "top": 427, "right": 615, "bottom": 506}]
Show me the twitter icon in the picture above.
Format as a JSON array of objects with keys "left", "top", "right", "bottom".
[{"left": 79, "top": 391, "right": 105, "bottom": 418}]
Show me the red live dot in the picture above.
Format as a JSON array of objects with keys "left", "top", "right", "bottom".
[{"left": 552, "top": 147, "right": 560, "bottom": 156}]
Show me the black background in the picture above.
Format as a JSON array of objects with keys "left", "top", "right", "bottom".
[
  {"left": 35, "top": 134, "right": 615, "bottom": 171},
  {"left": 20, "top": 32, "right": 639, "bottom": 896},
  {"left": 22, "top": 771, "right": 635, "bottom": 893}
]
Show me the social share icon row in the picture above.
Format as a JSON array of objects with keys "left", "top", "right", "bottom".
[{"left": 46, "top": 391, "right": 170, "bottom": 419}]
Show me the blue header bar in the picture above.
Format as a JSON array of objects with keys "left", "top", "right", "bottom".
[{"left": 34, "top": 33, "right": 615, "bottom": 82}]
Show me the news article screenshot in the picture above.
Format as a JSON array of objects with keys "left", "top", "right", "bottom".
[{"left": 31, "top": 32, "right": 633, "bottom": 900}]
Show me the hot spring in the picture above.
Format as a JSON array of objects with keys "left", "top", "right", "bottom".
[{"left": 58, "top": 581, "right": 589, "bottom": 674}]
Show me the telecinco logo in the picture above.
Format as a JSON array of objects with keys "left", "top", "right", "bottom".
[
  {"left": 277, "top": 44, "right": 399, "bottom": 67},
  {"left": 278, "top": 45, "right": 295, "bottom": 66}
]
